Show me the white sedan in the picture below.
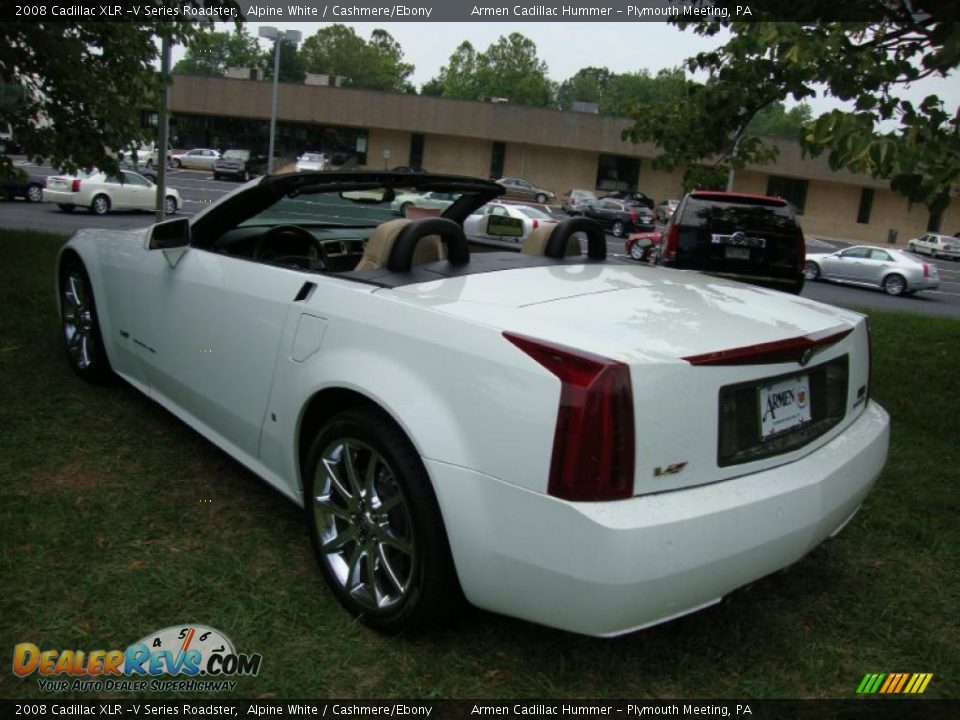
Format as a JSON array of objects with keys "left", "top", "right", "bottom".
[
  {"left": 55, "top": 171, "right": 889, "bottom": 637},
  {"left": 907, "top": 233, "right": 960, "bottom": 260},
  {"left": 170, "top": 148, "right": 221, "bottom": 170},
  {"left": 464, "top": 202, "right": 558, "bottom": 244},
  {"left": 295, "top": 153, "right": 330, "bottom": 172},
  {"left": 390, "top": 191, "right": 457, "bottom": 216},
  {"left": 45, "top": 170, "right": 181, "bottom": 216}
]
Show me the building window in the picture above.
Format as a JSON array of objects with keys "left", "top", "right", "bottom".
[
  {"left": 595, "top": 155, "right": 640, "bottom": 192},
  {"left": 766, "top": 175, "right": 809, "bottom": 215},
  {"left": 856, "top": 188, "right": 874, "bottom": 224},
  {"left": 927, "top": 208, "right": 943, "bottom": 233},
  {"left": 409, "top": 133, "right": 424, "bottom": 171},
  {"left": 490, "top": 142, "right": 506, "bottom": 179}
]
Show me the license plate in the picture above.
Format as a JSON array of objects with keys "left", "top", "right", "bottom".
[
  {"left": 726, "top": 246, "right": 750, "bottom": 260},
  {"left": 759, "top": 375, "right": 811, "bottom": 439}
]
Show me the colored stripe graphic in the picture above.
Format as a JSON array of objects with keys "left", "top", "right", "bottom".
[{"left": 858, "top": 673, "right": 933, "bottom": 694}]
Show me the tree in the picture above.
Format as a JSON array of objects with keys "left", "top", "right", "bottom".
[
  {"left": 299, "top": 25, "right": 414, "bottom": 93},
  {"left": 624, "top": 4, "right": 960, "bottom": 208},
  {"left": 261, "top": 38, "right": 306, "bottom": 84},
  {"left": 426, "top": 34, "right": 555, "bottom": 108},
  {"left": 172, "top": 27, "right": 260, "bottom": 77},
  {"left": 557, "top": 67, "right": 611, "bottom": 110},
  {"left": 0, "top": 5, "right": 239, "bottom": 178},
  {"left": 747, "top": 102, "right": 813, "bottom": 140}
]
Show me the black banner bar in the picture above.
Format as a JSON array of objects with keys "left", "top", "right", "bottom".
[{"left": 1, "top": 699, "right": 957, "bottom": 720}]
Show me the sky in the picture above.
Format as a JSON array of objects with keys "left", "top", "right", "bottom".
[{"left": 171, "top": 21, "right": 960, "bottom": 121}]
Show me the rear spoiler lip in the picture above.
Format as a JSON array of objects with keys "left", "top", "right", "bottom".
[{"left": 682, "top": 324, "right": 854, "bottom": 366}]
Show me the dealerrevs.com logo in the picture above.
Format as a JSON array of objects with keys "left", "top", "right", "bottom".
[{"left": 13, "top": 624, "right": 262, "bottom": 693}]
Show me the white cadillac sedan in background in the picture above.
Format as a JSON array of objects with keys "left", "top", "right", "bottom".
[
  {"left": 55, "top": 171, "right": 889, "bottom": 637},
  {"left": 44, "top": 169, "right": 181, "bottom": 216}
]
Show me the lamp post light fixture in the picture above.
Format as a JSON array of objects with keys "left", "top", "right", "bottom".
[{"left": 258, "top": 26, "right": 302, "bottom": 174}]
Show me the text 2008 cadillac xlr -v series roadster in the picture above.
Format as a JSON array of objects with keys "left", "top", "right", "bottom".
[{"left": 57, "top": 171, "right": 889, "bottom": 636}]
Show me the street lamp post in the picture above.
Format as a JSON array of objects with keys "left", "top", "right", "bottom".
[{"left": 258, "top": 26, "right": 302, "bottom": 175}]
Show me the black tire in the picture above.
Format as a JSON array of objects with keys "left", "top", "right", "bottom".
[
  {"left": 173, "top": 158, "right": 182, "bottom": 168},
  {"left": 26, "top": 183, "right": 43, "bottom": 203},
  {"left": 59, "top": 256, "right": 113, "bottom": 384},
  {"left": 213, "top": 173, "right": 220, "bottom": 181},
  {"left": 90, "top": 194, "right": 110, "bottom": 215},
  {"left": 612, "top": 220, "right": 625, "bottom": 238},
  {"left": 145, "top": 159, "right": 154, "bottom": 168},
  {"left": 164, "top": 196, "right": 177, "bottom": 215},
  {"left": 58, "top": 204, "right": 75, "bottom": 213},
  {"left": 629, "top": 243, "right": 644, "bottom": 261},
  {"left": 398, "top": 202, "right": 412, "bottom": 217},
  {"left": 241, "top": 169, "right": 249, "bottom": 182},
  {"left": 803, "top": 260, "right": 821, "bottom": 281},
  {"left": 304, "top": 407, "right": 462, "bottom": 634},
  {"left": 535, "top": 193, "right": 548, "bottom": 204},
  {"left": 882, "top": 273, "right": 907, "bottom": 296}
]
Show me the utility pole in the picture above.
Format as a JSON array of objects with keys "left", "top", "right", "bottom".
[{"left": 155, "top": 35, "right": 171, "bottom": 222}]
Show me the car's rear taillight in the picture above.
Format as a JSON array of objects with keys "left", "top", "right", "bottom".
[
  {"left": 629, "top": 209, "right": 637, "bottom": 224},
  {"left": 922, "top": 262, "right": 930, "bottom": 277},
  {"left": 798, "top": 233, "right": 806, "bottom": 266},
  {"left": 503, "top": 332, "right": 635, "bottom": 501},
  {"left": 532, "top": 219, "right": 539, "bottom": 230},
  {"left": 71, "top": 179, "right": 81, "bottom": 192},
  {"left": 663, "top": 222, "right": 679, "bottom": 263}
]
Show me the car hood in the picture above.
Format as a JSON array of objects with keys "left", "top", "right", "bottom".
[{"left": 383, "top": 264, "right": 861, "bottom": 362}]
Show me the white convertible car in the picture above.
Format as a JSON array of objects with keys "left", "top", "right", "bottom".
[{"left": 56, "top": 172, "right": 889, "bottom": 637}]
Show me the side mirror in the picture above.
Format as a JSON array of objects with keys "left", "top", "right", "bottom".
[
  {"left": 148, "top": 216, "right": 190, "bottom": 250},
  {"left": 486, "top": 215, "right": 524, "bottom": 238}
]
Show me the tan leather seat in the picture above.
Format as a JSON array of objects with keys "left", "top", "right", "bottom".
[
  {"left": 355, "top": 219, "right": 446, "bottom": 270},
  {"left": 521, "top": 224, "right": 582, "bottom": 257}
]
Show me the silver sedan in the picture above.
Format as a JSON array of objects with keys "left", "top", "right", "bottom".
[{"left": 804, "top": 245, "right": 939, "bottom": 296}]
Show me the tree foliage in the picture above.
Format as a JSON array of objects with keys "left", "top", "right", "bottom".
[
  {"left": 261, "top": 38, "right": 306, "bottom": 84},
  {"left": 0, "top": 5, "right": 239, "bottom": 178},
  {"left": 299, "top": 25, "right": 414, "bottom": 93},
  {"left": 625, "top": 4, "right": 960, "bottom": 208},
  {"left": 172, "top": 27, "right": 260, "bottom": 78},
  {"left": 426, "top": 34, "right": 555, "bottom": 107}
]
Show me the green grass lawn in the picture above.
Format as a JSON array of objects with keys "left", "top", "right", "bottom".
[{"left": 1, "top": 230, "right": 957, "bottom": 700}]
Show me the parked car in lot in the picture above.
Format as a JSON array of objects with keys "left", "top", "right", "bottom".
[
  {"left": 170, "top": 148, "right": 221, "bottom": 170},
  {"left": 213, "top": 149, "right": 266, "bottom": 181},
  {"left": 804, "top": 246, "right": 939, "bottom": 296},
  {"left": 390, "top": 190, "right": 458, "bottom": 216},
  {"left": 582, "top": 197, "right": 655, "bottom": 237},
  {"left": 0, "top": 173, "right": 45, "bottom": 202},
  {"left": 907, "top": 233, "right": 960, "bottom": 260},
  {"left": 660, "top": 191, "right": 806, "bottom": 294},
  {"left": 464, "top": 201, "right": 558, "bottom": 244},
  {"left": 655, "top": 198, "right": 680, "bottom": 222},
  {"left": 44, "top": 169, "right": 180, "bottom": 215},
  {"left": 603, "top": 190, "right": 655, "bottom": 210},
  {"left": 561, "top": 189, "right": 598, "bottom": 215},
  {"left": 625, "top": 230, "right": 662, "bottom": 262},
  {"left": 295, "top": 152, "right": 330, "bottom": 172},
  {"left": 496, "top": 177, "right": 556, "bottom": 204},
  {"left": 54, "top": 170, "right": 888, "bottom": 637}
]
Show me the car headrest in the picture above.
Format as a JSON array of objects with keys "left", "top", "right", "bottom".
[
  {"left": 388, "top": 218, "right": 469, "bottom": 272},
  {"left": 545, "top": 217, "right": 607, "bottom": 260}
]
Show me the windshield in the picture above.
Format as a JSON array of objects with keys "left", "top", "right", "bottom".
[
  {"left": 515, "top": 206, "right": 552, "bottom": 220},
  {"left": 224, "top": 150, "right": 249, "bottom": 160},
  {"left": 300, "top": 154, "right": 324, "bottom": 162},
  {"left": 239, "top": 185, "right": 466, "bottom": 229}
]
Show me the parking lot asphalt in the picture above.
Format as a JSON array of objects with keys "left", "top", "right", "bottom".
[{"left": 4, "top": 159, "right": 959, "bottom": 320}]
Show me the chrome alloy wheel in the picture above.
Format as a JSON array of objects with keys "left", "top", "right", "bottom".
[
  {"left": 61, "top": 272, "right": 96, "bottom": 369},
  {"left": 312, "top": 438, "right": 416, "bottom": 613}
]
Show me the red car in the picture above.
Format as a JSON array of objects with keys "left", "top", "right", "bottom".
[{"left": 625, "top": 230, "right": 662, "bottom": 262}]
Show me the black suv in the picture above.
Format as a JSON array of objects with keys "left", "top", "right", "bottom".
[
  {"left": 659, "top": 191, "right": 806, "bottom": 294},
  {"left": 213, "top": 149, "right": 267, "bottom": 182}
]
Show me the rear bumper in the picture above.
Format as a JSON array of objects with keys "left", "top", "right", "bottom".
[
  {"left": 429, "top": 400, "right": 889, "bottom": 637},
  {"left": 43, "top": 189, "right": 79, "bottom": 205}
]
